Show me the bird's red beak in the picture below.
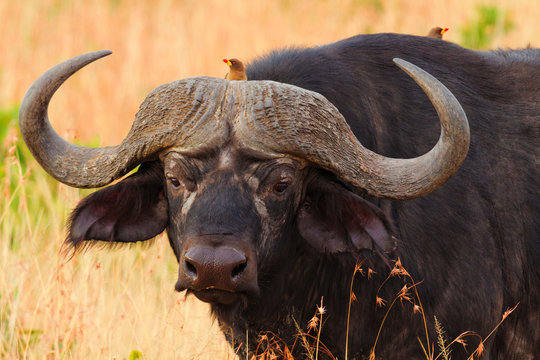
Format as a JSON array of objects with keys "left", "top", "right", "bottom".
[
  {"left": 441, "top": 28, "right": 449, "bottom": 35},
  {"left": 223, "top": 59, "right": 232, "bottom": 66}
]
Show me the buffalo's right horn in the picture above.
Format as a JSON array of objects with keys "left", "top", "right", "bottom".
[
  {"left": 19, "top": 51, "right": 138, "bottom": 188},
  {"left": 19, "top": 51, "right": 227, "bottom": 188}
]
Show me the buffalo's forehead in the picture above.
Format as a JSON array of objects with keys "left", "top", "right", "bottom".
[{"left": 137, "top": 76, "right": 344, "bottom": 158}]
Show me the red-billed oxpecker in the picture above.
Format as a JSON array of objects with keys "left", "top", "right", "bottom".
[
  {"left": 223, "top": 58, "right": 247, "bottom": 80},
  {"left": 427, "top": 27, "right": 449, "bottom": 39}
]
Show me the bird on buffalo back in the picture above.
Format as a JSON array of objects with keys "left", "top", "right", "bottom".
[
  {"left": 427, "top": 27, "right": 449, "bottom": 39},
  {"left": 223, "top": 58, "right": 247, "bottom": 80}
]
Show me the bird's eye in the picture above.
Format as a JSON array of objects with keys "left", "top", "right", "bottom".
[
  {"left": 273, "top": 182, "right": 289, "bottom": 194},
  {"left": 232, "top": 61, "right": 236, "bottom": 65},
  {"left": 168, "top": 177, "right": 181, "bottom": 189}
]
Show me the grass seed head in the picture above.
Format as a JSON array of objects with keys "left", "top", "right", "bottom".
[
  {"left": 354, "top": 263, "right": 365, "bottom": 276},
  {"left": 307, "top": 316, "right": 319, "bottom": 331},
  {"left": 473, "top": 341, "right": 485, "bottom": 358},
  {"left": 455, "top": 337, "right": 468, "bottom": 351},
  {"left": 502, "top": 303, "right": 519, "bottom": 320},
  {"left": 389, "top": 266, "right": 401, "bottom": 277}
]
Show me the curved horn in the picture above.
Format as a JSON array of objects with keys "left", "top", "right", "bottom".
[
  {"left": 19, "top": 52, "right": 228, "bottom": 188},
  {"left": 19, "top": 51, "right": 134, "bottom": 188},
  {"left": 235, "top": 58, "right": 470, "bottom": 200}
]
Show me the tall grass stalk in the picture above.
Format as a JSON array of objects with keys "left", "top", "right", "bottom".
[
  {"left": 435, "top": 316, "right": 451, "bottom": 360},
  {"left": 466, "top": 303, "right": 519, "bottom": 360},
  {"left": 314, "top": 296, "right": 325, "bottom": 360},
  {"left": 345, "top": 262, "right": 364, "bottom": 360}
]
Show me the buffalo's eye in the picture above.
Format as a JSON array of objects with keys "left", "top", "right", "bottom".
[
  {"left": 168, "top": 177, "right": 181, "bottom": 189},
  {"left": 273, "top": 182, "right": 289, "bottom": 194}
]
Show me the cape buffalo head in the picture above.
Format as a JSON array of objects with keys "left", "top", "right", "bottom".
[{"left": 19, "top": 51, "right": 469, "bottom": 320}]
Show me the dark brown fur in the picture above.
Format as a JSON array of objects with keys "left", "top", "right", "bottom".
[{"left": 67, "top": 34, "right": 539, "bottom": 359}]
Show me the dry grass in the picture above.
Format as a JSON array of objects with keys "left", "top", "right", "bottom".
[
  {"left": 0, "top": 0, "right": 538, "bottom": 359},
  {"left": 0, "top": 125, "right": 237, "bottom": 359}
]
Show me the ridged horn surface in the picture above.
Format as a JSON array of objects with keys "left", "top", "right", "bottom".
[{"left": 233, "top": 58, "right": 470, "bottom": 199}]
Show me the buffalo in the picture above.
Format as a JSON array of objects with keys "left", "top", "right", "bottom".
[{"left": 20, "top": 33, "right": 539, "bottom": 359}]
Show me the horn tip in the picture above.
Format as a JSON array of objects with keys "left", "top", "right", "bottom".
[
  {"left": 94, "top": 50, "right": 113, "bottom": 58},
  {"left": 392, "top": 57, "right": 411, "bottom": 70},
  {"left": 392, "top": 58, "right": 424, "bottom": 80}
]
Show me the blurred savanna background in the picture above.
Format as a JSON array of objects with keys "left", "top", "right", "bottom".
[{"left": 0, "top": 0, "right": 539, "bottom": 359}]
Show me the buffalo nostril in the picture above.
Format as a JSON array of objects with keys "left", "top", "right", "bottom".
[
  {"left": 231, "top": 260, "right": 247, "bottom": 279},
  {"left": 184, "top": 258, "right": 197, "bottom": 278}
]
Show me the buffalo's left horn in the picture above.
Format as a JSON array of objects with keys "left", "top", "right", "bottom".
[{"left": 236, "top": 58, "right": 470, "bottom": 200}]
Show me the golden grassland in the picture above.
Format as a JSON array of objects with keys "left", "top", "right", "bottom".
[
  {"left": 1, "top": 135, "right": 238, "bottom": 359},
  {"left": 0, "top": 0, "right": 539, "bottom": 359}
]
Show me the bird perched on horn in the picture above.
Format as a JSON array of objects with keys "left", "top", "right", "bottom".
[
  {"left": 223, "top": 58, "right": 247, "bottom": 80},
  {"left": 427, "top": 27, "right": 449, "bottom": 39}
]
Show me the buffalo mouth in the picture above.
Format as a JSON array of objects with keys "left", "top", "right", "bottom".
[{"left": 191, "top": 289, "right": 244, "bottom": 305}]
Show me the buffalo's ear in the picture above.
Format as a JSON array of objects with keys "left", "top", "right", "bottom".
[
  {"left": 296, "top": 177, "right": 395, "bottom": 255},
  {"left": 67, "top": 162, "right": 168, "bottom": 249}
]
